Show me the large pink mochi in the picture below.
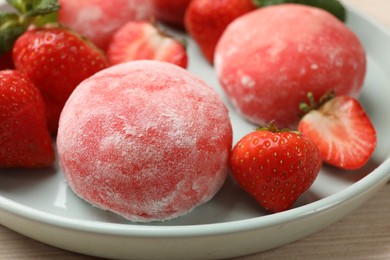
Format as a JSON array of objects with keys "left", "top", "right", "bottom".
[
  {"left": 214, "top": 4, "right": 366, "bottom": 128},
  {"left": 56, "top": 60, "right": 232, "bottom": 222},
  {"left": 58, "top": 0, "right": 153, "bottom": 50}
]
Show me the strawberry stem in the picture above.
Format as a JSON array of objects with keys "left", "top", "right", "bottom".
[
  {"left": 299, "top": 90, "right": 335, "bottom": 115},
  {"left": 258, "top": 120, "right": 300, "bottom": 134},
  {"left": 258, "top": 120, "right": 280, "bottom": 132}
]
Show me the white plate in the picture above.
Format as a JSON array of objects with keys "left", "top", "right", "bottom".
[{"left": 1, "top": 1, "right": 390, "bottom": 259}]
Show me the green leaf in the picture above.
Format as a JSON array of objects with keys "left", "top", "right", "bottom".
[
  {"left": 252, "top": 0, "right": 346, "bottom": 22},
  {"left": 6, "top": 0, "right": 29, "bottom": 14},
  {"left": 0, "top": 13, "right": 26, "bottom": 55},
  {"left": 0, "top": 12, "right": 19, "bottom": 29},
  {"left": 32, "top": 12, "right": 58, "bottom": 27},
  {"left": 25, "top": 0, "right": 60, "bottom": 18},
  {"left": 0, "top": 0, "right": 60, "bottom": 54},
  {"left": 6, "top": 0, "right": 60, "bottom": 15}
]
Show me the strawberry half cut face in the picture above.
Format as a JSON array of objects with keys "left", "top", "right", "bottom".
[{"left": 298, "top": 95, "right": 376, "bottom": 170}]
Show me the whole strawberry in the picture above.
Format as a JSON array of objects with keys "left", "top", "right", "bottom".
[
  {"left": 0, "top": 0, "right": 109, "bottom": 134},
  {"left": 13, "top": 27, "right": 109, "bottom": 133},
  {"left": 230, "top": 124, "right": 322, "bottom": 213},
  {"left": 185, "top": 0, "right": 256, "bottom": 64},
  {"left": 298, "top": 92, "right": 376, "bottom": 170},
  {"left": 0, "top": 70, "right": 55, "bottom": 168},
  {"left": 0, "top": 0, "right": 60, "bottom": 56},
  {"left": 107, "top": 21, "right": 188, "bottom": 68}
]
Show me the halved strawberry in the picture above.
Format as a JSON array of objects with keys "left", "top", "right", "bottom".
[
  {"left": 298, "top": 92, "right": 376, "bottom": 170},
  {"left": 107, "top": 21, "right": 188, "bottom": 68}
]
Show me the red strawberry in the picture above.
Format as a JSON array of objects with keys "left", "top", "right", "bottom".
[
  {"left": 0, "top": 0, "right": 61, "bottom": 57},
  {"left": 107, "top": 21, "right": 188, "bottom": 68},
  {"left": 184, "top": 0, "right": 256, "bottom": 63},
  {"left": 0, "top": 70, "right": 55, "bottom": 168},
  {"left": 298, "top": 92, "right": 376, "bottom": 170},
  {"left": 0, "top": 0, "right": 109, "bottom": 134},
  {"left": 13, "top": 27, "right": 109, "bottom": 133},
  {"left": 151, "top": 0, "right": 192, "bottom": 29},
  {"left": 230, "top": 124, "right": 322, "bottom": 213}
]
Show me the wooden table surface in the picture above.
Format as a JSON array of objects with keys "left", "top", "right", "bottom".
[{"left": 1, "top": 0, "right": 390, "bottom": 259}]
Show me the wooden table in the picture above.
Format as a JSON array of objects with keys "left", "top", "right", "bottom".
[{"left": 1, "top": 0, "right": 389, "bottom": 259}]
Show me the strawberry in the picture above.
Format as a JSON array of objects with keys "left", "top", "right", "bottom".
[
  {"left": 298, "top": 92, "right": 376, "bottom": 170},
  {"left": 151, "top": 0, "right": 192, "bottom": 30},
  {"left": 0, "top": 70, "right": 55, "bottom": 168},
  {"left": 184, "top": 0, "right": 256, "bottom": 64},
  {"left": 0, "top": 0, "right": 109, "bottom": 134},
  {"left": 12, "top": 27, "right": 109, "bottom": 133},
  {"left": 0, "top": 0, "right": 60, "bottom": 56},
  {"left": 230, "top": 123, "right": 322, "bottom": 213},
  {"left": 107, "top": 21, "right": 188, "bottom": 68}
]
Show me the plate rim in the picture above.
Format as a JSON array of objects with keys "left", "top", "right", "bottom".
[
  {"left": 1, "top": 0, "right": 390, "bottom": 242},
  {"left": 1, "top": 159, "right": 390, "bottom": 238}
]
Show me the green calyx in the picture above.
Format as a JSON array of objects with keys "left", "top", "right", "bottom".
[
  {"left": 252, "top": 0, "right": 346, "bottom": 22},
  {"left": 299, "top": 90, "right": 335, "bottom": 115},
  {"left": 0, "top": 0, "right": 60, "bottom": 55},
  {"left": 257, "top": 120, "right": 300, "bottom": 135}
]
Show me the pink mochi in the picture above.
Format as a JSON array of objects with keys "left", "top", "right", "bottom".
[
  {"left": 214, "top": 4, "right": 366, "bottom": 128},
  {"left": 56, "top": 60, "right": 232, "bottom": 222},
  {"left": 58, "top": 0, "right": 153, "bottom": 50}
]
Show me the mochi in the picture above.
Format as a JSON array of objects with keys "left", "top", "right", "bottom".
[
  {"left": 215, "top": 4, "right": 366, "bottom": 128},
  {"left": 57, "top": 60, "right": 232, "bottom": 222}
]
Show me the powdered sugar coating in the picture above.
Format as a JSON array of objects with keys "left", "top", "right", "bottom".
[
  {"left": 214, "top": 4, "right": 366, "bottom": 128},
  {"left": 58, "top": 0, "right": 153, "bottom": 50},
  {"left": 56, "top": 60, "right": 232, "bottom": 222}
]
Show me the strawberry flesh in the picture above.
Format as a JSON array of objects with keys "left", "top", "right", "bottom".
[
  {"left": 298, "top": 96, "right": 376, "bottom": 170},
  {"left": 107, "top": 21, "right": 188, "bottom": 68}
]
